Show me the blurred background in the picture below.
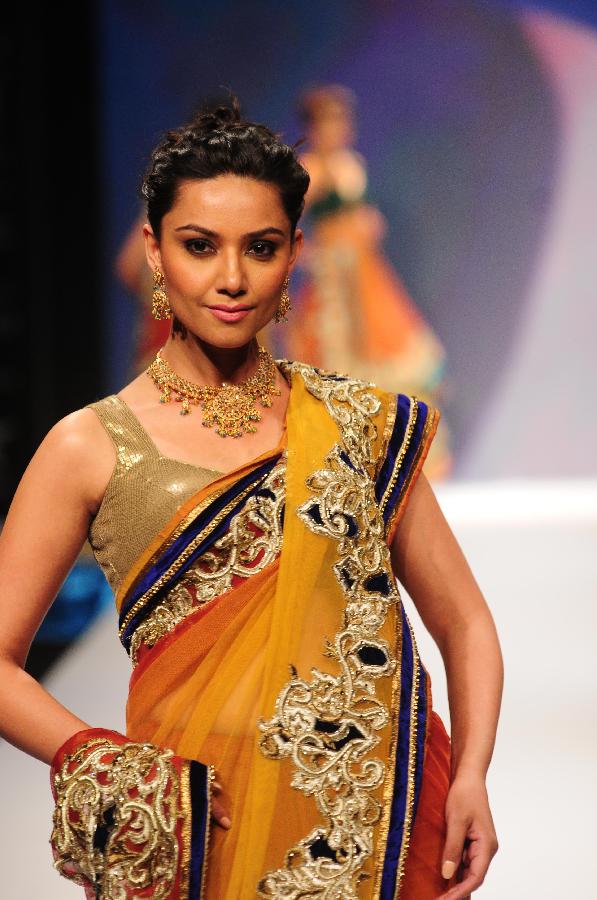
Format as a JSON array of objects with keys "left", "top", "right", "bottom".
[{"left": 1, "top": 0, "right": 596, "bottom": 896}]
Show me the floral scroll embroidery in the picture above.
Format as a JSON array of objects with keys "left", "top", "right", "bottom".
[
  {"left": 258, "top": 365, "right": 401, "bottom": 898},
  {"left": 52, "top": 737, "right": 181, "bottom": 898},
  {"left": 129, "top": 458, "right": 286, "bottom": 664}
]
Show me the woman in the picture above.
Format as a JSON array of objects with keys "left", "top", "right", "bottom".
[
  {"left": 288, "top": 85, "right": 450, "bottom": 478},
  {"left": 0, "top": 103, "right": 501, "bottom": 899}
]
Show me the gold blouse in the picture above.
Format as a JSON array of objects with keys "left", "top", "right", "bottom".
[{"left": 88, "top": 396, "right": 221, "bottom": 593}]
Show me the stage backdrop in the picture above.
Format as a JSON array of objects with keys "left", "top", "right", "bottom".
[{"left": 100, "top": 0, "right": 597, "bottom": 478}]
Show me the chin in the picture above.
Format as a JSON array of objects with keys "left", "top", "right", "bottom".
[
  {"left": 193, "top": 324, "right": 263, "bottom": 350},
  {"left": 200, "top": 309, "right": 274, "bottom": 347}
]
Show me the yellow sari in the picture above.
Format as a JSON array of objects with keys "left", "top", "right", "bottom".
[{"left": 52, "top": 362, "right": 451, "bottom": 899}]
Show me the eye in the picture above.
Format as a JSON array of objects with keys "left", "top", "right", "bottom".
[
  {"left": 248, "top": 240, "right": 276, "bottom": 259},
  {"left": 185, "top": 238, "right": 214, "bottom": 255}
]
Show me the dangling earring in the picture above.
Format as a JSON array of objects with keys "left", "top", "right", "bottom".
[
  {"left": 274, "top": 276, "right": 291, "bottom": 323},
  {"left": 151, "top": 268, "right": 172, "bottom": 321}
]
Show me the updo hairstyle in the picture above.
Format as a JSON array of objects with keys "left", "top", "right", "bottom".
[{"left": 142, "top": 98, "right": 310, "bottom": 238}]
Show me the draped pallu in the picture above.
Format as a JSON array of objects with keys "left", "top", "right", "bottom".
[{"left": 115, "top": 363, "right": 451, "bottom": 899}]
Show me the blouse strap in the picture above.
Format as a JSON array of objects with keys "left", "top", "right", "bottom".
[{"left": 87, "top": 395, "right": 158, "bottom": 470}]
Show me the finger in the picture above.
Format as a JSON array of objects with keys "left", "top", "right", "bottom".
[
  {"left": 441, "top": 815, "right": 468, "bottom": 882},
  {"left": 438, "top": 843, "right": 492, "bottom": 900},
  {"left": 461, "top": 841, "right": 471, "bottom": 870},
  {"left": 210, "top": 794, "right": 232, "bottom": 829},
  {"left": 437, "top": 870, "right": 482, "bottom": 900},
  {"left": 212, "top": 781, "right": 223, "bottom": 793}
]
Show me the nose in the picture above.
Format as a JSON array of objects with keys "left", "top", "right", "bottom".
[{"left": 216, "top": 250, "right": 247, "bottom": 299}]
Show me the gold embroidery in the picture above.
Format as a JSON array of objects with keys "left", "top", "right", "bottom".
[
  {"left": 179, "top": 762, "right": 192, "bottom": 898},
  {"left": 129, "top": 458, "right": 286, "bottom": 664},
  {"left": 119, "top": 482, "right": 252, "bottom": 638},
  {"left": 396, "top": 617, "right": 421, "bottom": 894},
  {"left": 259, "top": 365, "right": 404, "bottom": 898},
  {"left": 51, "top": 737, "right": 181, "bottom": 898},
  {"left": 372, "top": 622, "right": 403, "bottom": 896},
  {"left": 199, "top": 767, "right": 213, "bottom": 900},
  {"left": 179, "top": 762, "right": 214, "bottom": 900},
  {"left": 376, "top": 392, "right": 398, "bottom": 481}
]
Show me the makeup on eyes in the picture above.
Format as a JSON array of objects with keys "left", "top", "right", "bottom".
[{"left": 183, "top": 237, "right": 279, "bottom": 259}]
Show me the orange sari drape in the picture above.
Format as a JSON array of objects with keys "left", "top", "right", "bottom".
[{"left": 117, "top": 363, "right": 453, "bottom": 898}]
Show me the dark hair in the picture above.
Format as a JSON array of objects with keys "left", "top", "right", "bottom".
[{"left": 142, "top": 99, "right": 310, "bottom": 238}]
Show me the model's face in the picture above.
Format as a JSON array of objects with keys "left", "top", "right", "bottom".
[{"left": 144, "top": 174, "right": 302, "bottom": 348}]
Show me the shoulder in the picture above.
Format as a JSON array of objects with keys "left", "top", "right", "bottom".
[
  {"left": 42, "top": 406, "right": 108, "bottom": 454},
  {"left": 281, "top": 359, "right": 439, "bottom": 417},
  {"left": 43, "top": 402, "right": 119, "bottom": 456},
  {"left": 31, "top": 403, "right": 119, "bottom": 512},
  {"left": 282, "top": 360, "right": 395, "bottom": 446},
  {"left": 280, "top": 359, "right": 375, "bottom": 394},
  {"left": 285, "top": 360, "right": 439, "bottom": 453},
  {"left": 282, "top": 359, "right": 394, "bottom": 405}
]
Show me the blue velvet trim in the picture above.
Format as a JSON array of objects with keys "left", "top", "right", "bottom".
[
  {"left": 414, "top": 663, "right": 429, "bottom": 823},
  {"left": 375, "top": 394, "right": 412, "bottom": 504},
  {"left": 188, "top": 760, "right": 210, "bottom": 899},
  {"left": 375, "top": 395, "right": 430, "bottom": 527},
  {"left": 379, "top": 606, "right": 428, "bottom": 898},
  {"left": 119, "top": 455, "right": 281, "bottom": 651}
]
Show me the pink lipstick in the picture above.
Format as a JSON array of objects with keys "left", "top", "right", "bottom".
[{"left": 207, "top": 305, "right": 254, "bottom": 323}]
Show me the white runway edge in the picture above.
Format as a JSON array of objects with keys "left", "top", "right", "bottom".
[{"left": 1, "top": 479, "right": 595, "bottom": 898}]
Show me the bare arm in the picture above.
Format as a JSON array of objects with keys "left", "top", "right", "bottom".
[
  {"left": 0, "top": 411, "right": 114, "bottom": 764},
  {"left": 0, "top": 410, "right": 232, "bottom": 832},
  {"left": 391, "top": 474, "right": 502, "bottom": 897}
]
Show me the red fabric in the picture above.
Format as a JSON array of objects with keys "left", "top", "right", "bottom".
[
  {"left": 401, "top": 711, "right": 457, "bottom": 898},
  {"left": 50, "top": 727, "right": 127, "bottom": 793},
  {"left": 49, "top": 727, "right": 201, "bottom": 898}
]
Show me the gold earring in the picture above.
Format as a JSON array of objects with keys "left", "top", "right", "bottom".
[
  {"left": 151, "top": 268, "right": 172, "bottom": 321},
  {"left": 274, "top": 276, "right": 291, "bottom": 323}
]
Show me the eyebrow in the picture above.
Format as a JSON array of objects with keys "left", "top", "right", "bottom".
[{"left": 174, "top": 224, "right": 287, "bottom": 238}]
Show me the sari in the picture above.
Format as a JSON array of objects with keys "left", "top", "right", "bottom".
[{"left": 52, "top": 362, "right": 454, "bottom": 898}]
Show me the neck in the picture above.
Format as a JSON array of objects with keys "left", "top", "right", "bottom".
[{"left": 160, "top": 334, "right": 261, "bottom": 387}]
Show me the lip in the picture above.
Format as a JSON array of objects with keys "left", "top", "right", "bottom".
[{"left": 206, "top": 305, "right": 254, "bottom": 323}]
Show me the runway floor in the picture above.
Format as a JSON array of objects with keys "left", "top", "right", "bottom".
[{"left": 1, "top": 479, "right": 595, "bottom": 898}]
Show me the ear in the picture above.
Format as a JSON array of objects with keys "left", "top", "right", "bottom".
[
  {"left": 288, "top": 228, "right": 304, "bottom": 272},
  {"left": 143, "top": 224, "right": 162, "bottom": 273}
]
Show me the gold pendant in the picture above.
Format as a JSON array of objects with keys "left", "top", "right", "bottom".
[{"left": 146, "top": 346, "right": 281, "bottom": 438}]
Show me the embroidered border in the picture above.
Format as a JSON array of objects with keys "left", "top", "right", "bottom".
[
  {"left": 51, "top": 732, "right": 213, "bottom": 900},
  {"left": 258, "top": 364, "right": 415, "bottom": 898},
  {"left": 128, "top": 459, "right": 286, "bottom": 664},
  {"left": 52, "top": 737, "right": 181, "bottom": 897},
  {"left": 119, "top": 455, "right": 282, "bottom": 653},
  {"left": 378, "top": 608, "right": 426, "bottom": 898}
]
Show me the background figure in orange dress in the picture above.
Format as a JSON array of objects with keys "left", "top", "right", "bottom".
[
  {"left": 116, "top": 213, "right": 174, "bottom": 373},
  {"left": 288, "top": 85, "right": 450, "bottom": 477}
]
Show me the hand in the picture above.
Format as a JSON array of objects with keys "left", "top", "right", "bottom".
[
  {"left": 436, "top": 773, "right": 498, "bottom": 899},
  {"left": 211, "top": 779, "right": 232, "bottom": 830}
]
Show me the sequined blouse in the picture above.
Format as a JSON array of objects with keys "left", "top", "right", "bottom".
[{"left": 88, "top": 396, "right": 221, "bottom": 593}]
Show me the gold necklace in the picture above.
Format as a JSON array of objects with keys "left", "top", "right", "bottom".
[{"left": 146, "top": 346, "right": 281, "bottom": 438}]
